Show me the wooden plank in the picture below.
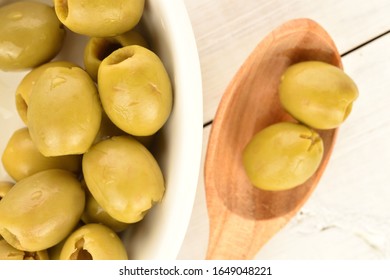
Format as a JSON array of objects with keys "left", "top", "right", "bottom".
[
  {"left": 183, "top": 0, "right": 390, "bottom": 124},
  {"left": 178, "top": 33, "right": 390, "bottom": 259}
]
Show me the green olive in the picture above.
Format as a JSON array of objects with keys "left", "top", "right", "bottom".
[
  {"left": 0, "top": 181, "right": 13, "bottom": 201},
  {"left": 15, "top": 61, "right": 78, "bottom": 124},
  {"left": 0, "top": 239, "right": 48, "bottom": 260},
  {"left": 27, "top": 66, "right": 102, "bottom": 156},
  {"left": 59, "top": 223, "right": 128, "bottom": 260},
  {"left": 0, "top": 169, "right": 85, "bottom": 252},
  {"left": 82, "top": 136, "right": 165, "bottom": 223},
  {"left": 54, "top": 0, "right": 145, "bottom": 37},
  {"left": 0, "top": 1, "right": 65, "bottom": 71},
  {"left": 1, "top": 127, "right": 82, "bottom": 181},
  {"left": 279, "top": 61, "right": 359, "bottom": 129},
  {"left": 81, "top": 191, "right": 129, "bottom": 233},
  {"left": 243, "top": 122, "right": 324, "bottom": 191},
  {"left": 98, "top": 45, "right": 173, "bottom": 136},
  {"left": 84, "top": 30, "right": 148, "bottom": 81}
]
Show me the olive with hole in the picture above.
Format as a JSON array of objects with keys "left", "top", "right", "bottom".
[
  {"left": 54, "top": 0, "right": 145, "bottom": 37},
  {"left": 84, "top": 30, "right": 148, "bottom": 81},
  {"left": 0, "top": 1, "right": 65, "bottom": 71},
  {"left": 279, "top": 61, "right": 359, "bottom": 129},
  {"left": 27, "top": 66, "right": 102, "bottom": 157},
  {"left": 2, "top": 127, "right": 82, "bottom": 181},
  {"left": 82, "top": 136, "right": 165, "bottom": 223},
  {"left": 98, "top": 45, "right": 172, "bottom": 136},
  {"left": 0, "top": 169, "right": 85, "bottom": 252},
  {"left": 15, "top": 61, "right": 78, "bottom": 124},
  {"left": 243, "top": 122, "right": 324, "bottom": 191},
  {"left": 59, "top": 223, "right": 128, "bottom": 260}
]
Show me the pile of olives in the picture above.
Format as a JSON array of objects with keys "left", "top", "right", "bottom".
[
  {"left": 243, "top": 61, "right": 359, "bottom": 191},
  {"left": 0, "top": 0, "right": 172, "bottom": 260}
]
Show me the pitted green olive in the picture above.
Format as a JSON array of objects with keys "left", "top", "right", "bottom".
[
  {"left": 0, "top": 181, "right": 13, "bottom": 201},
  {"left": 54, "top": 0, "right": 145, "bottom": 37},
  {"left": 82, "top": 136, "right": 165, "bottom": 223},
  {"left": 0, "top": 239, "right": 48, "bottom": 260},
  {"left": 16, "top": 61, "right": 78, "bottom": 124},
  {"left": 1, "top": 127, "right": 81, "bottom": 181},
  {"left": 81, "top": 191, "right": 129, "bottom": 233},
  {"left": 279, "top": 61, "right": 359, "bottom": 129},
  {"left": 0, "top": 1, "right": 65, "bottom": 71},
  {"left": 84, "top": 30, "right": 148, "bottom": 81},
  {"left": 98, "top": 45, "right": 173, "bottom": 136},
  {"left": 243, "top": 122, "right": 324, "bottom": 191},
  {"left": 59, "top": 223, "right": 128, "bottom": 260},
  {"left": 27, "top": 66, "right": 102, "bottom": 156},
  {"left": 0, "top": 169, "right": 85, "bottom": 252}
]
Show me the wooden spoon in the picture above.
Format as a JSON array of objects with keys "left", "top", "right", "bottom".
[{"left": 204, "top": 18, "right": 342, "bottom": 260}]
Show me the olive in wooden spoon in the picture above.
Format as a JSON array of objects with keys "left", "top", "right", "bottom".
[{"left": 204, "top": 18, "right": 342, "bottom": 260}]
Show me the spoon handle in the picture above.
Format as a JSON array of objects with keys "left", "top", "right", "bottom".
[{"left": 206, "top": 206, "right": 287, "bottom": 260}]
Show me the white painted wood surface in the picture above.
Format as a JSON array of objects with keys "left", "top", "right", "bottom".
[{"left": 178, "top": 0, "right": 390, "bottom": 259}]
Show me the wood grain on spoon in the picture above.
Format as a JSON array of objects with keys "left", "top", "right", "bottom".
[{"left": 204, "top": 18, "right": 342, "bottom": 260}]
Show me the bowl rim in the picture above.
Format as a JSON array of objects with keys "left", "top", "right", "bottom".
[{"left": 121, "top": 0, "right": 204, "bottom": 260}]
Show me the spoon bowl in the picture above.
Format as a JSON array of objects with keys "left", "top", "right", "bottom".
[{"left": 204, "top": 18, "right": 341, "bottom": 260}]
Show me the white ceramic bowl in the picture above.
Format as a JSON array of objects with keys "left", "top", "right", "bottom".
[{"left": 0, "top": 0, "right": 203, "bottom": 260}]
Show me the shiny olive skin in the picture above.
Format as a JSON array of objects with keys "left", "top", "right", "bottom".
[
  {"left": 98, "top": 45, "right": 173, "bottom": 136},
  {"left": 27, "top": 66, "right": 102, "bottom": 156},
  {"left": 82, "top": 136, "right": 165, "bottom": 223},
  {"left": 0, "top": 1, "right": 65, "bottom": 71},
  {"left": 59, "top": 223, "right": 128, "bottom": 260},
  {"left": 54, "top": 0, "right": 145, "bottom": 37},
  {"left": 0, "top": 169, "right": 85, "bottom": 252},
  {"left": 81, "top": 191, "right": 129, "bottom": 233},
  {"left": 279, "top": 61, "right": 359, "bottom": 129},
  {"left": 243, "top": 122, "right": 324, "bottom": 191},
  {"left": 0, "top": 181, "right": 13, "bottom": 201},
  {"left": 0, "top": 239, "right": 48, "bottom": 260},
  {"left": 2, "top": 127, "right": 81, "bottom": 181},
  {"left": 84, "top": 30, "right": 148, "bottom": 81},
  {"left": 16, "top": 61, "right": 78, "bottom": 124}
]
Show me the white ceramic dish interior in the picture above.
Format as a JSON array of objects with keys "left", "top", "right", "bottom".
[{"left": 0, "top": 0, "right": 203, "bottom": 260}]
